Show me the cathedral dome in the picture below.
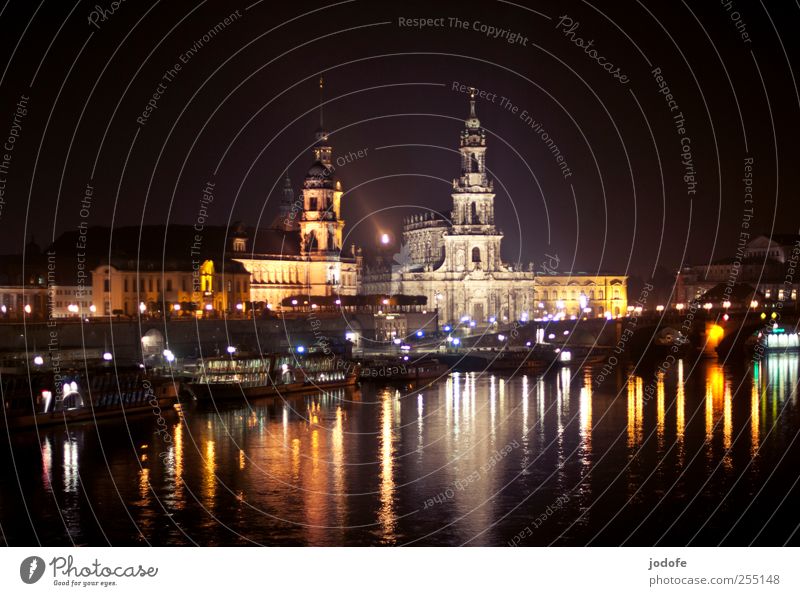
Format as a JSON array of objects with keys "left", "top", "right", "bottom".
[{"left": 306, "top": 160, "right": 331, "bottom": 179}]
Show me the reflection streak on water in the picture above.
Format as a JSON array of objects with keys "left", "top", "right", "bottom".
[
  {"left": 203, "top": 440, "right": 216, "bottom": 508},
  {"left": 676, "top": 359, "right": 685, "bottom": 463},
  {"left": 41, "top": 437, "right": 52, "bottom": 491},
  {"left": 579, "top": 369, "right": 592, "bottom": 453},
  {"left": 656, "top": 372, "right": 665, "bottom": 451},
  {"left": 378, "top": 390, "right": 396, "bottom": 542},
  {"left": 751, "top": 372, "right": 760, "bottom": 459},
  {"left": 63, "top": 438, "right": 78, "bottom": 494}
]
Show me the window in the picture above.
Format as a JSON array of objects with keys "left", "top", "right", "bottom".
[
  {"left": 167, "top": 279, "right": 173, "bottom": 292},
  {"left": 148, "top": 278, "right": 153, "bottom": 292},
  {"left": 103, "top": 279, "right": 110, "bottom": 292},
  {"left": 472, "top": 247, "right": 481, "bottom": 263},
  {"left": 157, "top": 278, "right": 161, "bottom": 292},
  {"left": 309, "top": 196, "right": 317, "bottom": 211},
  {"left": 124, "top": 278, "right": 128, "bottom": 292},
  {"left": 470, "top": 202, "right": 478, "bottom": 224}
]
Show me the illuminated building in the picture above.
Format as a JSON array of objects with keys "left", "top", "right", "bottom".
[
  {"left": 232, "top": 100, "right": 360, "bottom": 308},
  {"left": 362, "top": 91, "right": 627, "bottom": 323}
]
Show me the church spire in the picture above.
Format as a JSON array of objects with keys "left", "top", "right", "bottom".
[
  {"left": 465, "top": 87, "right": 481, "bottom": 130},
  {"left": 318, "top": 75, "right": 324, "bottom": 130},
  {"left": 313, "top": 75, "right": 332, "bottom": 166}
]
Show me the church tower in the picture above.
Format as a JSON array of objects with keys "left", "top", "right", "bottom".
[
  {"left": 300, "top": 77, "right": 344, "bottom": 257},
  {"left": 442, "top": 89, "right": 503, "bottom": 273}
]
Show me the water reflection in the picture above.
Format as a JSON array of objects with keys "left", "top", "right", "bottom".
[
  {"left": 676, "top": 359, "right": 685, "bottom": 463},
  {"left": 378, "top": 389, "right": 396, "bottom": 542},
  {"left": 3, "top": 356, "right": 800, "bottom": 546}
]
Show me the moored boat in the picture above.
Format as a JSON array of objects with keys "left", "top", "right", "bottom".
[
  {"left": 1, "top": 364, "right": 178, "bottom": 430},
  {"left": 186, "top": 352, "right": 359, "bottom": 401}
]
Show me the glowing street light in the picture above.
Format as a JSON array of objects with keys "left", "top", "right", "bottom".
[
  {"left": 296, "top": 346, "right": 306, "bottom": 354},
  {"left": 380, "top": 233, "right": 390, "bottom": 245},
  {"left": 656, "top": 305, "right": 664, "bottom": 312},
  {"left": 676, "top": 303, "right": 685, "bottom": 311},
  {"left": 33, "top": 355, "right": 44, "bottom": 366},
  {"left": 102, "top": 352, "right": 113, "bottom": 361},
  {"left": 750, "top": 300, "right": 759, "bottom": 308},
  {"left": 24, "top": 304, "right": 31, "bottom": 314},
  {"left": 89, "top": 304, "right": 97, "bottom": 313},
  {"left": 226, "top": 346, "right": 236, "bottom": 354},
  {"left": 173, "top": 304, "right": 181, "bottom": 311},
  {"left": 163, "top": 349, "right": 175, "bottom": 363},
  {"left": 722, "top": 300, "right": 731, "bottom": 309},
  {"left": 139, "top": 302, "right": 146, "bottom": 313},
  {"left": 205, "top": 303, "right": 213, "bottom": 311}
]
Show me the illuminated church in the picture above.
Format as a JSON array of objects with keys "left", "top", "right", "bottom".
[
  {"left": 232, "top": 106, "right": 360, "bottom": 308},
  {"left": 363, "top": 91, "right": 627, "bottom": 324}
]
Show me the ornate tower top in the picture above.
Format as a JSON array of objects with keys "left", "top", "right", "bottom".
[
  {"left": 313, "top": 76, "right": 332, "bottom": 166},
  {"left": 460, "top": 87, "right": 487, "bottom": 149}
]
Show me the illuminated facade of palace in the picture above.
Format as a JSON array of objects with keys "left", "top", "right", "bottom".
[
  {"left": 92, "top": 258, "right": 250, "bottom": 316},
  {"left": 232, "top": 125, "right": 360, "bottom": 309},
  {"left": 362, "top": 91, "right": 627, "bottom": 323}
]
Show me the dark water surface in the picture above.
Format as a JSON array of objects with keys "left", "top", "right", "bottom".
[{"left": 2, "top": 355, "right": 799, "bottom": 546}]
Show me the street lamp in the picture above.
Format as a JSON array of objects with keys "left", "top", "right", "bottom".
[{"left": 226, "top": 346, "right": 236, "bottom": 354}]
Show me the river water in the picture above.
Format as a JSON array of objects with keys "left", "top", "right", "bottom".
[{"left": 2, "top": 354, "right": 799, "bottom": 546}]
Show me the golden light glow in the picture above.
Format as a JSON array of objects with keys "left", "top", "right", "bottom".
[
  {"left": 751, "top": 375, "right": 760, "bottom": 458},
  {"left": 656, "top": 372, "right": 665, "bottom": 450},
  {"left": 378, "top": 391, "right": 396, "bottom": 542},
  {"left": 676, "top": 360, "right": 685, "bottom": 463},
  {"left": 203, "top": 439, "right": 216, "bottom": 505},
  {"left": 579, "top": 371, "right": 592, "bottom": 448}
]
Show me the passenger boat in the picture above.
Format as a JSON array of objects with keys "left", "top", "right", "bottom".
[
  {"left": 185, "top": 352, "right": 359, "bottom": 401},
  {"left": 1, "top": 364, "right": 178, "bottom": 430}
]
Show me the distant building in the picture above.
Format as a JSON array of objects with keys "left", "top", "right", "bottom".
[
  {"left": 676, "top": 234, "right": 800, "bottom": 306},
  {"left": 361, "top": 91, "right": 627, "bottom": 323}
]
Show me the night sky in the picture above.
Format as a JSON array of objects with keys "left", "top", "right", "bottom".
[{"left": 0, "top": 0, "right": 798, "bottom": 279}]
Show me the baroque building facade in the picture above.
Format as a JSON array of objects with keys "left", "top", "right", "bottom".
[
  {"left": 232, "top": 124, "right": 360, "bottom": 308},
  {"left": 362, "top": 91, "right": 627, "bottom": 323}
]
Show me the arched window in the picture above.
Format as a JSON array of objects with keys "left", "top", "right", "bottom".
[
  {"left": 470, "top": 202, "right": 478, "bottom": 224},
  {"left": 306, "top": 232, "right": 318, "bottom": 252},
  {"left": 472, "top": 247, "right": 481, "bottom": 263}
]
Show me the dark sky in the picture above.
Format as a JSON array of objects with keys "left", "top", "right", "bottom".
[{"left": 0, "top": 0, "right": 798, "bottom": 279}]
